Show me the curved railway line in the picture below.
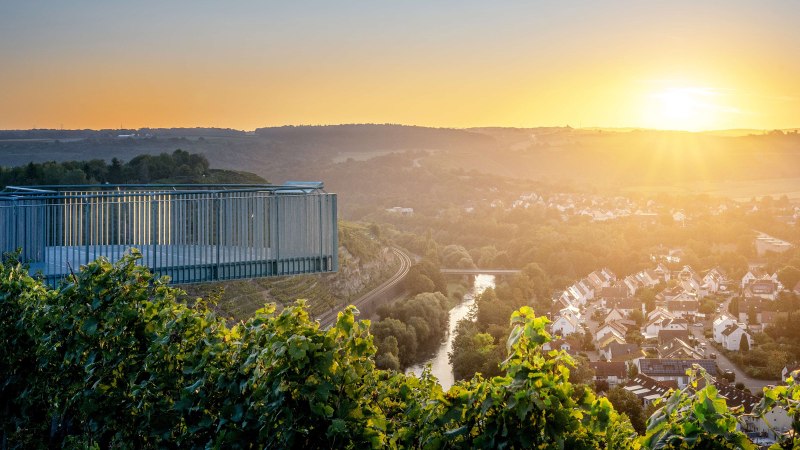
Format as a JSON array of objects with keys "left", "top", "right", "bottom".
[{"left": 316, "top": 246, "right": 413, "bottom": 328}]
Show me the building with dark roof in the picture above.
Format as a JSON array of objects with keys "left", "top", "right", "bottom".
[
  {"left": 636, "top": 358, "right": 717, "bottom": 388},
  {"left": 590, "top": 361, "right": 627, "bottom": 387},
  {"left": 622, "top": 374, "right": 672, "bottom": 406},
  {"left": 657, "top": 329, "right": 690, "bottom": 346}
]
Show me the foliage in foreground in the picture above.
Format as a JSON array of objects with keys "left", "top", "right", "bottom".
[{"left": 1, "top": 252, "right": 794, "bottom": 449}]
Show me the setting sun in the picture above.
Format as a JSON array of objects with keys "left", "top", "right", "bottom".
[{"left": 639, "top": 85, "right": 733, "bottom": 131}]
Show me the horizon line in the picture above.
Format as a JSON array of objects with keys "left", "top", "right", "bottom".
[{"left": 1, "top": 123, "right": 799, "bottom": 134}]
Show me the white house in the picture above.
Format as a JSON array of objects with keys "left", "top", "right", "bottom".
[
  {"left": 622, "top": 275, "right": 641, "bottom": 297},
  {"left": 603, "top": 308, "right": 626, "bottom": 324},
  {"left": 654, "top": 263, "right": 671, "bottom": 283},
  {"left": 721, "top": 324, "right": 752, "bottom": 351},
  {"left": 644, "top": 316, "right": 688, "bottom": 340},
  {"left": 713, "top": 314, "right": 738, "bottom": 344},
  {"left": 647, "top": 307, "right": 674, "bottom": 322},
  {"left": 551, "top": 314, "right": 580, "bottom": 337},
  {"left": 595, "top": 321, "right": 628, "bottom": 344},
  {"left": 743, "top": 279, "right": 779, "bottom": 301},
  {"left": 741, "top": 268, "right": 779, "bottom": 289},
  {"left": 702, "top": 267, "right": 727, "bottom": 294}
]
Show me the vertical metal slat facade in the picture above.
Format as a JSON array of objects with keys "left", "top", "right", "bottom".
[{"left": 0, "top": 184, "right": 338, "bottom": 286}]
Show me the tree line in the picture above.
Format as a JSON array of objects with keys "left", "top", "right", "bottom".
[{"left": 0, "top": 149, "right": 265, "bottom": 186}]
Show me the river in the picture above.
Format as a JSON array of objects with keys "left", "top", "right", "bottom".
[{"left": 406, "top": 274, "right": 496, "bottom": 390}]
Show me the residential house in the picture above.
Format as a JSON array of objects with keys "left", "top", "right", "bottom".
[
  {"left": 737, "top": 298, "right": 775, "bottom": 325},
  {"left": 602, "top": 342, "right": 645, "bottom": 363},
  {"left": 676, "top": 266, "right": 705, "bottom": 298},
  {"left": 781, "top": 365, "right": 800, "bottom": 383},
  {"left": 637, "top": 358, "right": 717, "bottom": 389},
  {"left": 654, "top": 263, "right": 671, "bottom": 283},
  {"left": 666, "top": 296, "right": 699, "bottom": 318},
  {"left": 623, "top": 374, "right": 673, "bottom": 406},
  {"left": 559, "top": 305, "right": 581, "bottom": 320},
  {"left": 656, "top": 285, "right": 686, "bottom": 303},
  {"left": 596, "top": 330, "right": 626, "bottom": 352},
  {"left": 646, "top": 307, "right": 675, "bottom": 322},
  {"left": 741, "top": 268, "right": 779, "bottom": 289},
  {"left": 743, "top": 279, "right": 779, "bottom": 301},
  {"left": 715, "top": 381, "right": 791, "bottom": 442},
  {"left": 551, "top": 314, "right": 580, "bottom": 337},
  {"left": 758, "top": 310, "right": 787, "bottom": 331},
  {"left": 603, "top": 308, "right": 626, "bottom": 324},
  {"left": 721, "top": 324, "right": 752, "bottom": 352},
  {"left": 644, "top": 315, "right": 687, "bottom": 340},
  {"left": 633, "top": 270, "right": 660, "bottom": 289},
  {"left": 566, "top": 283, "right": 590, "bottom": 306},
  {"left": 658, "top": 338, "right": 703, "bottom": 360},
  {"left": 605, "top": 297, "right": 641, "bottom": 316},
  {"left": 657, "top": 329, "right": 690, "bottom": 346},
  {"left": 702, "top": 267, "right": 728, "bottom": 294},
  {"left": 622, "top": 275, "right": 641, "bottom": 297},
  {"left": 713, "top": 314, "right": 738, "bottom": 344},
  {"left": 586, "top": 268, "right": 616, "bottom": 292},
  {"left": 577, "top": 279, "right": 595, "bottom": 301},
  {"left": 595, "top": 321, "right": 629, "bottom": 343},
  {"left": 590, "top": 361, "right": 627, "bottom": 388},
  {"left": 542, "top": 337, "right": 579, "bottom": 354}
]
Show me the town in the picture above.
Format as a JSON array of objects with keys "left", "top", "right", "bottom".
[{"left": 547, "top": 229, "right": 798, "bottom": 446}]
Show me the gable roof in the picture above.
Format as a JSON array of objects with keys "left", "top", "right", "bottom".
[
  {"left": 713, "top": 381, "right": 759, "bottom": 413},
  {"left": 721, "top": 324, "right": 747, "bottom": 337},
  {"left": 608, "top": 343, "right": 645, "bottom": 362},
  {"left": 658, "top": 338, "right": 703, "bottom": 360},
  {"left": 666, "top": 299, "right": 699, "bottom": 311},
  {"left": 600, "top": 320, "right": 629, "bottom": 336},
  {"left": 657, "top": 329, "right": 690, "bottom": 345},
  {"left": 600, "top": 286, "right": 629, "bottom": 300},
  {"left": 598, "top": 332, "right": 626, "bottom": 349},
  {"left": 590, "top": 361, "right": 627, "bottom": 378},
  {"left": 606, "top": 297, "right": 640, "bottom": 311},
  {"left": 623, "top": 374, "right": 673, "bottom": 401},
  {"left": 638, "top": 358, "right": 718, "bottom": 376},
  {"left": 553, "top": 314, "right": 578, "bottom": 329}
]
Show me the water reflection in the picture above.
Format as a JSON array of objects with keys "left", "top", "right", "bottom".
[{"left": 406, "top": 274, "right": 495, "bottom": 390}]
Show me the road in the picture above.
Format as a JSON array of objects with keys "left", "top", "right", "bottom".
[
  {"left": 690, "top": 325, "right": 779, "bottom": 394},
  {"left": 316, "top": 247, "right": 412, "bottom": 329}
]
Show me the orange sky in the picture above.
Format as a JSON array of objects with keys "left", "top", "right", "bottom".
[{"left": 1, "top": 2, "right": 799, "bottom": 131}]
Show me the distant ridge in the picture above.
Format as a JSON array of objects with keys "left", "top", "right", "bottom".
[{"left": 254, "top": 124, "right": 496, "bottom": 151}]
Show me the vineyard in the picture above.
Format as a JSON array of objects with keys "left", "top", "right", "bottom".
[{"left": 2, "top": 253, "right": 799, "bottom": 449}]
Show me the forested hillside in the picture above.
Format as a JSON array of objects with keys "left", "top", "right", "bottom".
[
  {"left": 4, "top": 125, "right": 800, "bottom": 220},
  {"left": 0, "top": 149, "right": 265, "bottom": 185}
]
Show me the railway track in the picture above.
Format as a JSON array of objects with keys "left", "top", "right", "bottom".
[{"left": 316, "top": 246, "right": 413, "bottom": 329}]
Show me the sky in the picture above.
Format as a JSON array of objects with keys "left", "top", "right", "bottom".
[{"left": 1, "top": 1, "right": 799, "bottom": 131}]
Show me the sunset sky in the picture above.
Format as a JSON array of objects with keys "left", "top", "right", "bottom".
[{"left": 1, "top": 1, "right": 799, "bottom": 131}]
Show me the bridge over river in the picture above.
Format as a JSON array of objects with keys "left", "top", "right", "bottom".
[{"left": 440, "top": 268, "right": 521, "bottom": 275}]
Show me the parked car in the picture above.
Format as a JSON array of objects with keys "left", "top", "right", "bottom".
[
  {"left": 723, "top": 369, "right": 735, "bottom": 382},
  {"left": 709, "top": 353, "right": 717, "bottom": 359}
]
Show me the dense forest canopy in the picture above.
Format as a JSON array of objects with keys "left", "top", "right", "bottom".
[{"left": 0, "top": 149, "right": 265, "bottom": 186}]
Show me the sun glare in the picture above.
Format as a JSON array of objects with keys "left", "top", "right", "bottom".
[{"left": 643, "top": 86, "right": 727, "bottom": 131}]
